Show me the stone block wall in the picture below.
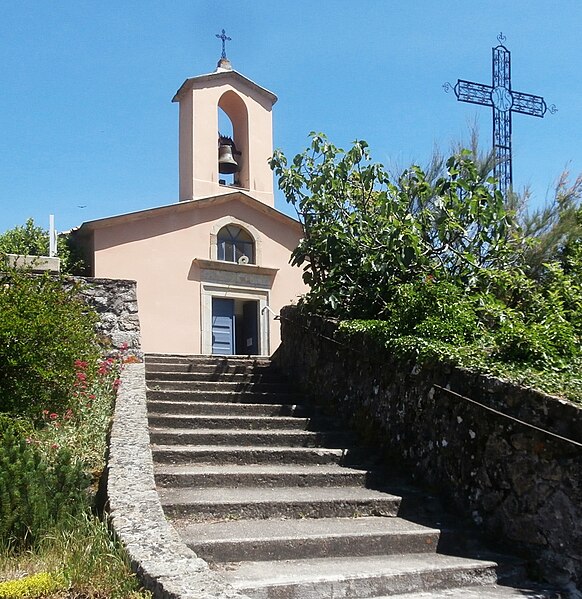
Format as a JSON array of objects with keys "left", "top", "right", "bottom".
[
  {"left": 75, "top": 277, "right": 142, "bottom": 359},
  {"left": 273, "top": 306, "right": 582, "bottom": 589}
]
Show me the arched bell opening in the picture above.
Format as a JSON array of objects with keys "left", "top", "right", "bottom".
[
  {"left": 218, "top": 108, "right": 238, "bottom": 186},
  {"left": 217, "top": 91, "right": 249, "bottom": 190}
]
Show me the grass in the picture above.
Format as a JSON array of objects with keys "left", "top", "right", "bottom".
[
  {"left": 0, "top": 514, "right": 149, "bottom": 599},
  {"left": 0, "top": 353, "right": 152, "bottom": 599}
]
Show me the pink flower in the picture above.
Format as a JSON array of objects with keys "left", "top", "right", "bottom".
[
  {"left": 112, "top": 378, "right": 121, "bottom": 390},
  {"left": 42, "top": 409, "right": 49, "bottom": 416},
  {"left": 51, "top": 443, "right": 59, "bottom": 450},
  {"left": 49, "top": 413, "right": 58, "bottom": 420},
  {"left": 74, "top": 360, "right": 88, "bottom": 370}
]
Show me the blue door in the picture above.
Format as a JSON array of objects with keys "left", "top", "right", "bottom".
[{"left": 212, "top": 298, "right": 235, "bottom": 355}]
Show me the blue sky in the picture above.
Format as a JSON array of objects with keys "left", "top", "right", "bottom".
[{"left": 0, "top": 1, "right": 581, "bottom": 234}]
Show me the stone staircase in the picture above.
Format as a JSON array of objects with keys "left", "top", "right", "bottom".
[{"left": 145, "top": 354, "right": 559, "bottom": 599}]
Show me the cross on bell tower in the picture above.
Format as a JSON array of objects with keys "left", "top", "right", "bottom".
[
  {"left": 445, "top": 34, "right": 556, "bottom": 197},
  {"left": 215, "top": 29, "right": 233, "bottom": 71},
  {"left": 216, "top": 28, "right": 231, "bottom": 59}
]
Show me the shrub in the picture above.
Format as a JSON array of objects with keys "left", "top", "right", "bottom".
[
  {"left": 0, "top": 264, "right": 99, "bottom": 417},
  {"left": 0, "top": 571, "right": 66, "bottom": 598},
  {"left": 383, "top": 279, "right": 480, "bottom": 345},
  {"left": 0, "top": 426, "right": 89, "bottom": 548},
  {"left": 31, "top": 354, "right": 124, "bottom": 475}
]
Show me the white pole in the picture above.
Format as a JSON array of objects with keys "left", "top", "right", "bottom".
[{"left": 49, "top": 214, "right": 57, "bottom": 257}]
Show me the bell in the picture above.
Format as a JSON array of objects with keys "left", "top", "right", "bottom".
[{"left": 218, "top": 143, "right": 240, "bottom": 174}]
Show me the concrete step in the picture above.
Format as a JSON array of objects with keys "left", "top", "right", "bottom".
[
  {"left": 146, "top": 389, "right": 303, "bottom": 404},
  {"left": 146, "top": 365, "right": 280, "bottom": 378},
  {"left": 367, "top": 586, "right": 561, "bottom": 598},
  {"left": 153, "top": 463, "right": 371, "bottom": 488},
  {"left": 146, "top": 379, "right": 292, "bottom": 393},
  {"left": 146, "top": 354, "right": 271, "bottom": 367},
  {"left": 146, "top": 370, "right": 283, "bottom": 383},
  {"left": 175, "top": 516, "right": 440, "bottom": 562},
  {"left": 149, "top": 427, "right": 351, "bottom": 447},
  {"left": 147, "top": 413, "right": 317, "bottom": 430},
  {"left": 159, "top": 486, "right": 401, "bottom": 520},
  {"left": 219, "top": 553, "right": 499, "bottom": 599},
  {"left": 147, "top": 400, "right": 310, "bottom": 417},
  {"left": 151, "top": 444, "right": 370, "bottom": 466}
]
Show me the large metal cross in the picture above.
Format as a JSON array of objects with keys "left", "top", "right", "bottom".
[
  {"left": 445, "top": 34, "right": 555, "bottom": 197},
  {"left": 216, "top": 29, "right": 232, "bottom": 60}
]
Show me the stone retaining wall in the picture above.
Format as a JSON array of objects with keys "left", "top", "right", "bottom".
[
  {"left": 108, "top": 363, "right": 249, "bottom": 599},
  {"left": 75, "top": 277, "right": 142, "bottom": 359},
  {"left": 273, "top": 306, "right": 582, "bottom": 590}
]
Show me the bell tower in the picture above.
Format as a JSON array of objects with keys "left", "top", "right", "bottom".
[{"left": 172, "top": 34, "right": 278, "bottom": 207}]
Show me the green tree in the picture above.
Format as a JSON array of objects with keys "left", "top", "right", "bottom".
[
  {"left": 271, "top": 133, "right": 518, "bottom": 318},
  {"left": 422, "top": 126, "right": 582, "bottom": 278},
  {"left": 0, "top": 218, "right": 48, "bottom": 256},
  {"left": 517, "top": 172, "right": 582, "bottom": 278}
]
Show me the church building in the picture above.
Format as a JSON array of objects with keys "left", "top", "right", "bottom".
[{"left": 73, "top": 46, "right": 307, "bottom": 356}]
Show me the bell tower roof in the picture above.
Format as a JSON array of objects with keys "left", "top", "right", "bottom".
[{"left": 172, "top": 69, "right": 277, "bottom": 106}]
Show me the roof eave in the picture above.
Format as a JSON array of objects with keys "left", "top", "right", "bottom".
[{"left": 74, "top": 192, "right": 300, "bottom": 234}]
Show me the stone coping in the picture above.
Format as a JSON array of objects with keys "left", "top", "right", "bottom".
[
  {"left": 107, "top": 362, "right": 249, "bottom": 599},
  {"left": 5, "top": 253, "right": 61, "bottom": 272}
]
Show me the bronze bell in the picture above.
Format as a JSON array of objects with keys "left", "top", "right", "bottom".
[{"left": 218, "top": 137, "right": 240, "bottom": 174}]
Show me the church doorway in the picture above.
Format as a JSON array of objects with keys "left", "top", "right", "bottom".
[{"left": 211, "top": 297, "right": 260, "bottom": 356}]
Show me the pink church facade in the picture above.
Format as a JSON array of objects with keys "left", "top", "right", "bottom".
[{"left": 73, "top": 55, "right": 306, "bottom": 356}]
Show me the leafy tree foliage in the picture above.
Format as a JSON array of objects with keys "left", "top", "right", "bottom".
[
  {"left": 271, "top": 133, "right": 518, "bottom": 318},
  {"left": 0, "top": 218, "right": 48, "bottom": 257}
]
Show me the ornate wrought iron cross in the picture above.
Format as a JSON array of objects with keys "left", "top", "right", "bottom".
[
  {"left": 445, "top": 33, "right": 556, "bottom": 197},
  {"left": 216, "top": 29, "right": 231, "bottom": 60}
]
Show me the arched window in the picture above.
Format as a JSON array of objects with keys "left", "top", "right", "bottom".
[{"left": 217, "top": 225, "right": 255, "bottom": 264}]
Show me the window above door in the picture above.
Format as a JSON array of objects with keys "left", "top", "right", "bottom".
[{"left": 217, "top": 225, "right": 255, "bottom": 264}]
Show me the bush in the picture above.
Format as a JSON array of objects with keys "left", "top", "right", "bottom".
[
  {"left": 0, "top": 264, "right": 99, "bottom": 417},
  {"left": 0, "top": 426, "right": 89, "bottom": 548},
  {"left": 31, "top": 355, "right": 124, "bottom": 475},
  {"left": 0, "top": 571, "right": 66, "bottom": 598},
  {"left": 383, "top": 279, "right": 481, "bottom": 345}
]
